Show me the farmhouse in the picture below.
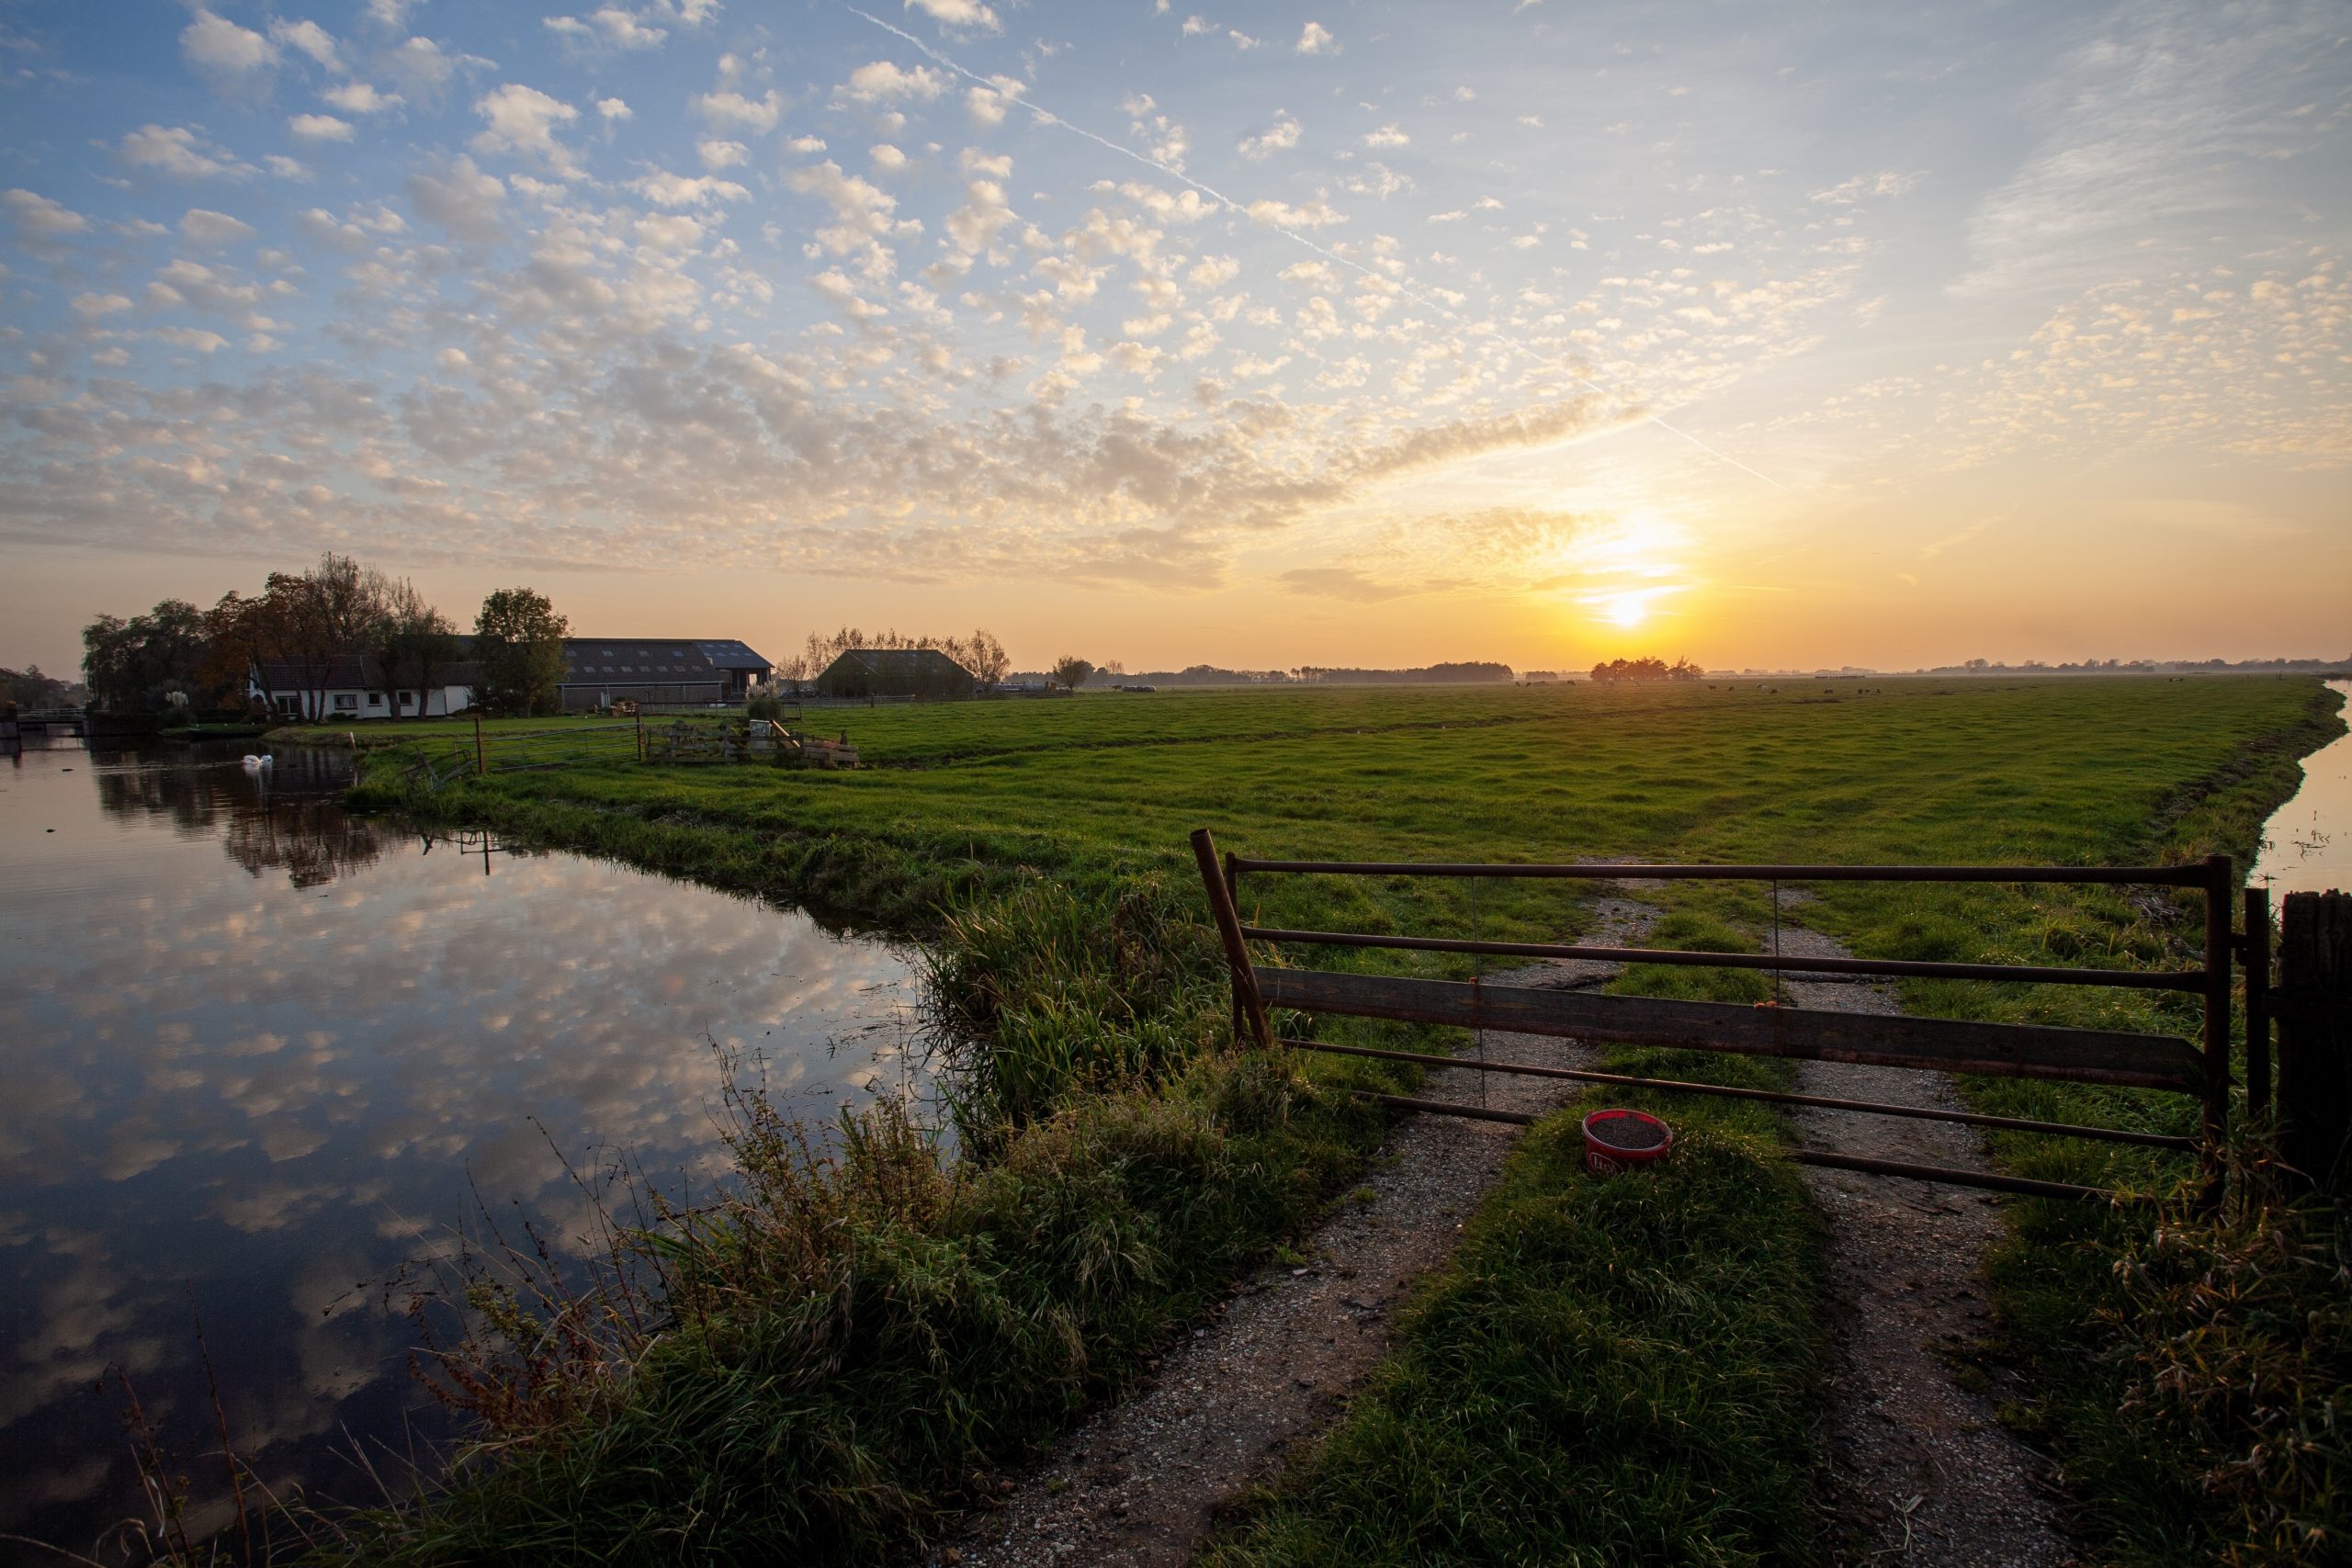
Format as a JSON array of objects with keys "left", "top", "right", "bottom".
[
  {"left": 814, "top": 648, "right": 976, "bottom": 700},
  {"left": 556, "top": 639, "right": 772, "bottom": 713},
  {"left": 253, "top": 656, "right": 480, "bottom": 721}
]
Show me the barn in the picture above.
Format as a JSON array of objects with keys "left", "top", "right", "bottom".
[
  {"left": 814, "top": 648, "right": 976, "bottom": 700},
  {"left": 556, "top": 639, "right": 772, "bottom": 712}
]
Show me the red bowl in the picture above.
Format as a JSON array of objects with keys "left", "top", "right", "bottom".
[{"left": 1581, "top": 1108, "right": 1673, "bottom": 1175}]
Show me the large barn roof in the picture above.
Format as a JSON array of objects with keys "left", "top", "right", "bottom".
[
  {"left": 824, "top": 647, "right": 975, "bottom": 678},
  {"left": 558, "top": 637, "right": 770, "bottom": 682}
]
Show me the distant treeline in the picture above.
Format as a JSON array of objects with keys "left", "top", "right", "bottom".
[{"left": 1111, "top": 661, "right": 1514, "bottom": 687}]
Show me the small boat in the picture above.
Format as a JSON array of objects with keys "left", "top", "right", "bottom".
[{"left": 242, "top": 753, "right": 274, "bottom": 770}]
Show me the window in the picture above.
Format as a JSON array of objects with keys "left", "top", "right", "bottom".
[
  {"left": 368, "top": 693, "right": 384, "bottom": 706},
  {"left": 399, "top": 691, "right": 415, "bottom": 706},
  {"left": 333, "top": 694, "right": 358, "bottom": 712}
]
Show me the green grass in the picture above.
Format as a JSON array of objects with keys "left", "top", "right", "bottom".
[{"left": 343, "top": 674, "right": 2347, "bottom": 1567}]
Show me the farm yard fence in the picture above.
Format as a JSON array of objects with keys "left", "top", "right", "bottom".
[{"left": 1188, "top": 829, "right": 2292, "bottom": 1206}]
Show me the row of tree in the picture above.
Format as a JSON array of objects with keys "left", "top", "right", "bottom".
[
  {"left": 81, "top": 557, "right": 573, "bottom": 717},
  {"left": 0, "top": 665, "right": 81, "bottom": 709},
  {"left": 1588, "top": 657, "right": 1703, "bottom": 683}
]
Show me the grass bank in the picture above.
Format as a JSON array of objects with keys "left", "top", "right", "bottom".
[{"left": 339, "top": 676, "right": 2344, "bottom": 1566}]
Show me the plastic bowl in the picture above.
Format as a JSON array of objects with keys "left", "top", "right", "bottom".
[{"left": 1581, "top": 1108, "right": 1673, "bottom": 1175}]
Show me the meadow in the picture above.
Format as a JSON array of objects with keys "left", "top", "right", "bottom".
[{"left": 331, "top": 675, "right": 2344, "bottom": 1567}]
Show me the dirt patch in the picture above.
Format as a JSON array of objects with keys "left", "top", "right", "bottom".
[
  {"left": 1773, "top": 918, "right": 2075, "bottom": 1568},
  {"left": 938, "top": 897, "right": 1656, "bottom": 1568}
]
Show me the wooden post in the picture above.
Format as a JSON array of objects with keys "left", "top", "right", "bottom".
[
  {"left": 473, "top": 711, "right": 485, "bottom": 776},
  {"left": 2200, "top": 854, "right": 2233, "bottom": 1205},
  {"left": 1191, "top": 828, "right": 1273, "bottom": 1050},
  {"left": 2277, "top": 889, "right": 2351, "bottom": 1190},
  {"left": 2245, "top": 886, "right": 2272, "bottom": 1117},
  {"left": 636, "top": 708, "right": 645, "bottom": 761}
]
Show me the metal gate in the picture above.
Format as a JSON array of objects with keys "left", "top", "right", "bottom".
[{"left": 1189, "top": 829, "right": 2264, "bottom": 1204}]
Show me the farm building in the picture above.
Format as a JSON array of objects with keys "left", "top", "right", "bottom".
[
  {"left": 556, "top": 639, "right": 772, "bottom": 712},
  {"left": 814, "top": 648, "right": 976, "bottom": 700},
  {"left": 253, "top": 656, "right": 480, "bottom": 721}
]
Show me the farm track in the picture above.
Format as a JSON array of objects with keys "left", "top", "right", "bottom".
[
  {"left": 1774, "top": 918, "right": 2075, "bottom": 1568},
  {"left": 946, "top": 906, "right": 2078, "bottom": 1568},
  {"left": 938, "top": 897, "right": 1658, "bottom": 1568}
]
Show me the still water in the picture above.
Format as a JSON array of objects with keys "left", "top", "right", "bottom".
[
  {"left": 2255, "top": 680, "right": 2352, "bottom": 899},
  {"left": 0, "top": 739, "right": 928, "bottom": 1555}
]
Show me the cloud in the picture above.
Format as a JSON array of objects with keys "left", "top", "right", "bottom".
[
  {"left": 1280, "top": 566, "right": 1418, "bottom": 601},
  {"left": 1363, "top": 123, "right": 1408, "bottom": 148},
  {"left": 405, "top": 155, "right": 506, "bottom": 242},
  {"left": 119, "top": 125, "right": 248, "bottom": 180},
  {"left": 1238, "top": 112, "right": 1301, "bottom": 160},
  {"left": 1956, "top": 2, "right": 2340, "bottom": 297},
  {"left": 906, "top": 0, "right": 1001, "bottom": 33},
  {"left": 1810, "top": 170, "right": 1919, "bottom": 205},
  {"left": 697, "top": 138, "right": 749, "bottom": 169},
  {"left": 545, "top": 7, "right": 670, "bottom": 52},
  {"left": 180, "top": 209, "right": 255, "bottom": 244},
  {"left": 1296, "top": 21, "right": 1335, "bottom": 54},
  {"left": 153, "top": 326, "right": 231, "bottom": 353},
  {"left": 693, "top": 88, "right": 786, "bottom": 132},
  {"left": 626, "top": 170, "right": 750, "bottom": 207},
  {"left": 1246, "top": 197, "right": 1346, "bottom": 230},
  {"left": 322, "top": 82, "right": 403, "bottom": 115},
  {"left": 181, "top": 8, "right": 277, "bottom": 87},
  {"left": 268, "top": 17, "right": 342, "bottom": 72},
  {"left": 288, "top": 113, "right": 354, "bottom": 142},
  {"left": 598, "top": 97, "right": 633, "bottom": 120},
  {"left": 4, "top": 188, "right": 88, "bottom": 246},
  {"left": 841, "top": 61, "right": 947, "bottom": 104},
  {"left": 71, "top": 291, "right": 134, "bottom": 318},
  {"left": 471, "top": 85, "right": 582, "bottom": 176}
]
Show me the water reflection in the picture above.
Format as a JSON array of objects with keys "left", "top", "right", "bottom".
[{"left": 0, "top": 739, "right": 927, "bottom": 1553}]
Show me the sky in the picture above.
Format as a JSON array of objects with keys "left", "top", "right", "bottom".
[{"left": 1, "top": 0, "right": 2346, "bottom": 677}]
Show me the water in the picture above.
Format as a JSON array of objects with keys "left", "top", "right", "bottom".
[
  {"left": 0, "top": 738, "right": 928, "bottom": 1554},
  {"left": 2255, "top": 680, "right": 2352, "bottom": 899}
]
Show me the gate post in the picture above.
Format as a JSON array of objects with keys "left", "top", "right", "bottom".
[
  {"left": 2200, "top": 854, "right": 2233, "bottom": 1206},
  {"left": 1191, "top": 829, "right": 1273, "bottom": 1051},
  {"left": 2277, "top": 889, "right": 2351, "bottom": 1190},
  {"left": 2244, "top": 886, "right": 2272, "bottom": 1117}
]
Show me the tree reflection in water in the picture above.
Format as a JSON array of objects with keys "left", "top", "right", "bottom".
[{"left": 90, "top": 744, "right": 402, "bottom": 888}]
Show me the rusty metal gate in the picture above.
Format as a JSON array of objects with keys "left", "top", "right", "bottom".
[{"left": 1190, "top": 829, "right": 2270, "bottom": 1204}]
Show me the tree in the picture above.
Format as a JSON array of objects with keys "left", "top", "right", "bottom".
[
  {"left": 81, "top": 600, "right": 210, "bottom": 710},
  {"left": 474, "top": 588, "right": 569, "bottom": 715},
  {"left": 361, "top": 575, "right": 457, "bottom": 719},
  {"left": 0, "top": 665, "right": 74, "bottom": 708},
  {"left": 1050, "top": 655, "right": 1094, "bottom": 693},
  {"left": 950, "top": 628, "right": 1009, "bottom": 689}
]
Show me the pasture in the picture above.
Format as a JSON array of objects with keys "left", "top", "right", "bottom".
[{"left": 352, "top": 674, "right": 2344, "bottom": 1566}]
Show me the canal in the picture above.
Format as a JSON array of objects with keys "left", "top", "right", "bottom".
[
  {"left": 2254, "top": 679, "right": 2352, "bottom": 899},
  {"left": 0, "top": 738, "right": 930, "bottom": 1555}
]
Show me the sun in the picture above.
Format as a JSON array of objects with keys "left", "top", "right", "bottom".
[{"left": 1600, "top": 592, "right": 1649, "bottom": 629}]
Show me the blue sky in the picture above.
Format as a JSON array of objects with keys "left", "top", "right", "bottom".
[{"left": 2, "top": 0, "right": 2346, "bottom": 671}]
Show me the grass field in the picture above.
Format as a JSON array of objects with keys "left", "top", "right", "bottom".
[{"left": 341, "top": 675, "right": 2346, "bottom": 1567}]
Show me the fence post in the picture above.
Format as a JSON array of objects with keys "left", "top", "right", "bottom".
[
  {"left": 2200, "top": 854, "right": 2233, "bottom": 1206},
  {"left": 473, "top": 711, "right": 485, "bottom": 776},
  {"left": 2245, "top": 886, "right": 2272, "bottom": 1117},
  {"left": 2277, "top": 889, "right": 2351, "bottom": 1190},
  {"left": 1191, "top": 828, "right": 1273, "bottom": 1050}
]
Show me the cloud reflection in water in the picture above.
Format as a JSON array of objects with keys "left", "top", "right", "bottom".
[{"left": 0, "top": 741, "right": 927, "bottom": 1549}]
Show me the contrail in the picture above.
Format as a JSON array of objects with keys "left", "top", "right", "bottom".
[{"left": 841, "top": 6, "right": 1787, "bottom": 491}]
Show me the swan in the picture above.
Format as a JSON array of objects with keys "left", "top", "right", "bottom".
[{"left": 242, "top": 753, "right": 273, "bottom": 770}]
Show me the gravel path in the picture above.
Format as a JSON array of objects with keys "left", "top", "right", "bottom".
[
  {"left": 939, "top": 898, "right": 1657, "bottom": 1568},
  {"left": 941, "top": 901, "right": 2077, "bottom": 1568},
  {"left": 1772, "top": 918, "right": 2075, "bottom": 1568}
]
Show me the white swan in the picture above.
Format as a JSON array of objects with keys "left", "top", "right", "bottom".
[{"left": 242, "top": 753, "right": 273, "bottom": 770}]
